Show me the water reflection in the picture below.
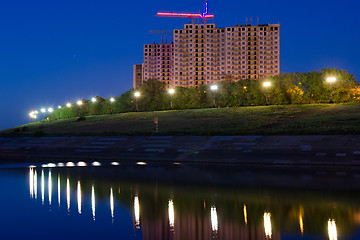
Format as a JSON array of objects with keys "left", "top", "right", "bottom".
[
  {"left": 134, "top": 195, "right": 140, "bottom": 229},
  {"left": 26, "top": 167, "right": 360, "bottom": 240},
  {"left": 328, "top": 219, "right": 338, "bottom": 240},
  {"left": 264, "top": 212, "right": 272, "bottom": 239},
  {"left": 168, "top": 199, "right": 175, "bottom": 230},
  {"left": 77, "top": 181, "right": 82, "bottom": 214},
  {"left": 91, "top": 185, "right": 95, "bottom": 221},
  {"left": 110, "top": 188, "right": 114, "bottom": 221},
  {"left": 66, "top": 178, "right": 70, "bottom": 212}
]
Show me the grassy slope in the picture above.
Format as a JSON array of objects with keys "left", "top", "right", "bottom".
[{"left": 2, "top": 103, "right": 360, "bottom": 136}]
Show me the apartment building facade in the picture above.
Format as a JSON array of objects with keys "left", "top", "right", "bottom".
[{"left": 134, "top": 22, "right": 279, "bottom": 88}]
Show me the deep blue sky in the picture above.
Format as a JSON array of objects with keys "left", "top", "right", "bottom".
[{"left": 0, "top": 0, "right": 359, "bottom": 130}]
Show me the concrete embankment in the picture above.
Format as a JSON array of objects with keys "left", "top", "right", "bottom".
[{"left": 0, "top": 135, "right": 360, "bottom": 165}]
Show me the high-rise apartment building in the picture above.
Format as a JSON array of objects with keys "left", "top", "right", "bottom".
[
  {"left": 134, "top": 22, "right": 280, "bottom": 88},
  {"left": 142, "top": 43, "right": 173, "bottom": 86},
  {"left": 133, "top": 64, "right": 143, "bottom": 88}
]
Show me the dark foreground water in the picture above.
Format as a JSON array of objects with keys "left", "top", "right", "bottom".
[{"left": 1, "top": 162, "right": 360, "bottom": 240}]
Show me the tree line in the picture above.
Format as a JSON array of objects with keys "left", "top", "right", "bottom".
[{"left": 48, "top": 68, "right": 359, "bottom": 119}]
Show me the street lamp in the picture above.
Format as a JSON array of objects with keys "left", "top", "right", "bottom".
[
  {"left": 41, "top": 108, "right": 46, "bottom": 113},
  {"left": 109, "top": 97, "right": 115, "bottom": 114},
  {"left": 327, "top": 77, "right": 336, "bottom": 103},
  {"left": 134, "top": 92, "right": 140, "bottom": 112},
  {"left": 168, "top": 88, "right": 175, "bottom": 110},
  {"left": 210, "top": 85, "right": 218, "bottom": 108},
  {"left": 91, "top": 98, "right": 96, "bottom": 115},
  {"left": 77, "top": 100, "right": 83, "bottom": 117},
  {"left": 263, "top": 81, "right": 271, "bottom": 106}
]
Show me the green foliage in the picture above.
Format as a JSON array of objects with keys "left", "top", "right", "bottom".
[{"left": 47, "top": 68, "right": 358, "bottom": 120}]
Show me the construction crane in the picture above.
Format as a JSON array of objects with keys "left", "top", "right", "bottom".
[
  {"left": 148, "top": 30, "right": 172, "bottom": 34},
  {"left": 156, "top": 0, "right": 214, "bottom": 23}
]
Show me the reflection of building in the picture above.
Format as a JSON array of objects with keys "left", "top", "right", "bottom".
[{"left": 135, "top": 22, "right": 280, "bottom": 88}]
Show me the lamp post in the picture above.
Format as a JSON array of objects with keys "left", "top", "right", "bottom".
[
  {"left": 168, "top": 88, "right": 175, "bottom": 110},
  {"left": 109, "top": 97, "right": 115, "bottom": 114},
  {"left": 327, "top": 77, "right": 336, "bottom": 103},
  {"left": 134, "top": 92, "right": 140, "bottom": 112},
  {"left": 57, "top": 106, "right": 61, "bottom": 119},
  {"left": 77, "top": 100, "right": 83, "bottom": 117},
  {"left": 47, "top": 108, "right": 53, "bottom": 120},
  {"left": 210, "top": 85, "right": 218, "bottom": 108},
  {"left": 91, "top": 97, "right": 96, "bottom": 115},
  {"left": 66, "top": 103, "right": 71, "bottom": 119},
  {"left": 263, "top": 81, "right": 271, "bottom": 106}
]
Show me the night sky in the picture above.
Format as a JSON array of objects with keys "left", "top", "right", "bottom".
[{"left": 0, "top": 0, "right": 358, "bottom": 130}]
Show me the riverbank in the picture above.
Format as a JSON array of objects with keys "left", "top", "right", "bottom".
[{"left": 1, "top": 103, "right": 360, "bottom": 136}]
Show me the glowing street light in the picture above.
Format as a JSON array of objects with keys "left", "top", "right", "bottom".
[
  {"left": 91, "top": 98, "right": 97, "bottom": 115},
  {"left": 109, "top": 97, "right": 115, "bottom": 114},
  {"left": 327, "top": 77, "right": 336, "bottom": 103},
  {"left": 263, "top": 81, "right": 272, "bottom": 106},
  {"left": 47, "top": 108, "right": 53, "bottom": 113},
  {"left": 41, "top": 108, "right": 46, "bottom": 113},
  {"left": 210, "top": 84, "right": 218, "bottom": 108},
  {"left": 168, "top": 88, "right": 175, "bottom": 110},
  {"left": 77, "top": 100, "right": 83, "bottom": 117},
  {"left": 66, "top": 103, "right": 71, "bottom": 108},
  {"left": 134, "top": 92, "right": 140, "bottom": 112}
]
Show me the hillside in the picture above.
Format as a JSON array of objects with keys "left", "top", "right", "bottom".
[{"left": 2, "top": 103, "right": 360, "bottom": 136}]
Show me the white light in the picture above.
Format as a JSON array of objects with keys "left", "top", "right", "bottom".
[
  {"left": 110, "top": 188, "right": 114, "bottom": 220},
  {"left": 210, "top": 85, "right": 218, "bottom": 91},
  {"left": 66, "top": 178, "right": 70, "bottom": 212},
  {"left": 29, "top": 168, "right": 34, "bottom": 198},
  {"left": 168, "top": 200, "right": 175, "bottom": 229},
  {"left": 34, "top": 170, "right": 37, "bottom": 199},
  {"left": 263, "top": 81, "right": 271, "bottom": 87},
  {"left": 136, "top": 162, "right": 147, "bottom": 165},
  {"left": 92, "top": 161, "right": 101, "bottom": 166},
  {"left": 57, "top": 163, "right": 65, "bottom": 167},
  {"left": 48, "top": 170, "right": 52, "bottom": 205},
  {"left": 41, "top": 108, "right": 46, "bottom": 113},
  {"left": 58, "top": 105, "right": 62, "bottom": 109},
  {"left": 66, "top": 103, "right": 71, "bottom": 108},
  {"left": 328, "top": 219, "right": 337, "bottom": 240},
  {"left": 111, "top": 162, "right": 119, "bottom": 166},
  {"left": 77, "top": 161, "right": 87, "bottom": 167},
  {"left": 211, "top": 206, "right": 218, "bottom": 232},
  {"left": 58, "top": 174, "right": 60, "bottom": 207},
  {"left": 41, "top": 170, "right": 44, "bottom": 205},
  {"left": 66, "top": 162, "right": 75, "bottom": 167},
  {"left": 91, "top": 97, "right": 97, "bottom": 103},
  {"left": 48, "top": 108, "right": 53, "bottom": 113},
  {"left": 110, "top": 97, "right": 115, "bottom": 102},
  {"left": 77, "top": 100, "right": 83, "bottom": 106},
  {"left": 168, "top": 88, "right": 175, "bottom": 94},
  {"left": 134, "top": 92, "right": 140, "bottom": 97},
  {"left": 35, "top": 111, "right": 39, "bottom": 114},
  {"left": 327, "top": 77, "right": 336, "bottom": 83},
  {"left": 134, "top": 196, "right": 140, "bottom": 229},
  {"left": 91, "top": 185, "right": 96, "bottom": 221},
  {"left": 77, "top": 181, "right": 82, "bottom": 214},
  {"left": 264, "top": 212, "right": 272, "bottom": 239},
  {"left": 47, "top": 163, "right": 56, "bottom": 168}
]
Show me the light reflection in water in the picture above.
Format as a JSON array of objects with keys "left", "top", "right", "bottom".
[
  {"left": 328, "top": 219, "right": 337, "bottom": 240},
  {"left": 33, "top": 170, "right": 37, "bottom": 199},
  {"left": 48, "top": 170, "right": 52, "bottom": 205},
  {"left": 41, "top": 170, "right": 44, "bottom": 205},
  {"left": 58, "top": 175, "right": 60, "bottom": 206},
  {"left": 168, "top": 199, "right": 175, "bottom": 229},
  {"left": 66, "top": 178, "right": 70, "bottom": 212},
  {"left": 243, "top": 204, "right": 247, "bottom": 225},
  {"left": 211, "top": 206, "right": 218, "bottom": 232},
  {"left": 264, "top": 212, "right": 272, "bottom": 239},
  {"left": 91, "top": 185, "right": 95, "bottom": 221},
  {"left": 299, "top": 206, "right": 304, "bottom": 235},
  {"left": 110, "top": 188, "right": 114, "bottom": 221},
  {"left": 134, "top": 196, "right": 140, "bottom": 229},
  {"left": 29, "top": 168, "right": 34, "bottom": 198},
  {"left": 77, "top": 181, "right": 82, "bottom": 214}
]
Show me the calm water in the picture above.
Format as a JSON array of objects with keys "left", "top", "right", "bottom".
[{"left": 1, "top": 162, "right": 360, "bottom": 240}]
